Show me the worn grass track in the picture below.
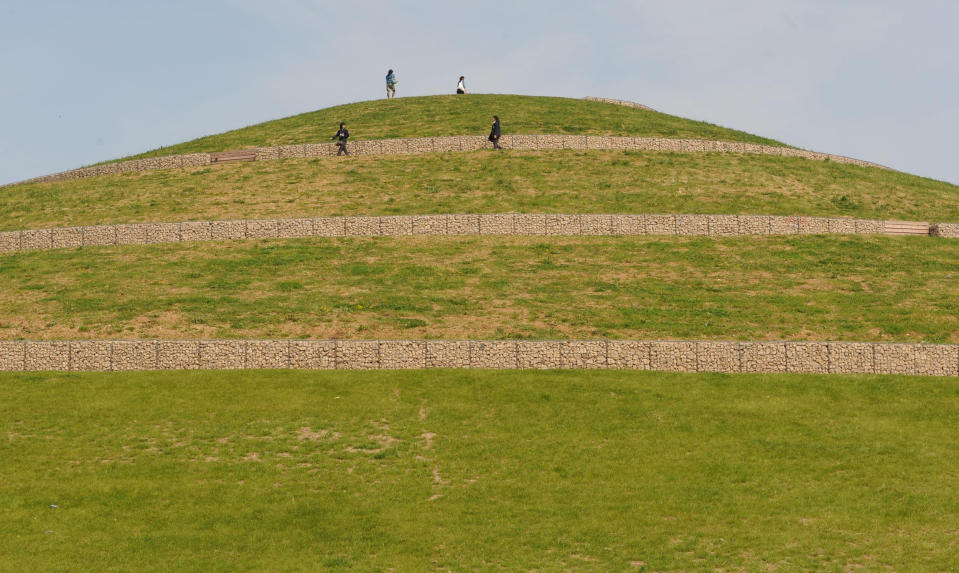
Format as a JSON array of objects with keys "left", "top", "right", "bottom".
[
  {"left": 3, "top": 369, "right": 958, "bottom": 571},
  {"left": 2, "top": 235, "right": 957, "bottom": 342}
]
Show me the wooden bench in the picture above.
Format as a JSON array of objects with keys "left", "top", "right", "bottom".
[
  {"left": 210, "top": 150, "right": 257, "bottom": 163},
  {"left": 884, "top": 221, "right": 930, "bottom": 236}
]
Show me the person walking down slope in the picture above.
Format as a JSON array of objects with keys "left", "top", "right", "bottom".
[
  {"left": 456, "top": 76, "right": 467, "bottom": 94},
  {"left": 386, "top": 69, "right": 397, "bottom": 99},
  {"left": 332, "top": 123, "right": 350, "bottom": 156},
  {"left": 489, "top": 115, "right": 502, "bottom": 150}
]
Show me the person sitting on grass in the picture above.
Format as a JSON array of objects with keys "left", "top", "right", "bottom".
[{"left": 332, "top": 123, "right": 350, "bottom": 156}]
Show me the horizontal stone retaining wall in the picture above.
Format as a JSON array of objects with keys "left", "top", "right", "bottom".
[
  {"left": 0, "top": 214, "right": 938, "bottom": 255},
  {"left": 0, "top": 339, "right": 956, "bottom": 376},
  {"left": 7, "top": 134, "right": 889, "bottom": 187}
]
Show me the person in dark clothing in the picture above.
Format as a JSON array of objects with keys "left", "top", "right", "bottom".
[
  {"left": 332, "top": 123, "right": 350, "bottom": 156},
  {"left": 488, "top": 115, "right": 502, "bottom": 150}
]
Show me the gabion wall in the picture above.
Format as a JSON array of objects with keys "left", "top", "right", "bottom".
[{"left": 1, "top": 339, "right": 955, "bottom": 376}]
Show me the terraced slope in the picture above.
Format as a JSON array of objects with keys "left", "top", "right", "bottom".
[
  {"left": 3, "top": 94, "right": 958, "bottom": 356},
  {"left": 4, "top": 94, "right": 958, "bottom": 569}
]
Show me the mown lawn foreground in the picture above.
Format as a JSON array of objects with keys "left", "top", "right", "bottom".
[{"left": 3, "top": 369, "right": 958, "bottom": 571}]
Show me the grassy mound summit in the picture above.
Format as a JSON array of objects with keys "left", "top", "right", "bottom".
[{"left": 125, "top": 94, "right": 786, "bottom": 159}]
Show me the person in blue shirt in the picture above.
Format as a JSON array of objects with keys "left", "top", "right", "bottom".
[
  {"left": 332, "top": 123, "right": 350, "bottom": 156},
  {"left": 386, "top": 69, "right": 397, "bottom": 99}
]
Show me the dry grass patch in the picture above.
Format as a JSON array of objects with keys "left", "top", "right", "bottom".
[{"left": 4, "top": 151, "right": 957, "bottom": 231}]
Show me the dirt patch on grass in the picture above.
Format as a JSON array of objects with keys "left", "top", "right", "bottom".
[
  {"left": 297, "top": 427, "right": 339, "bottom": 441},
  {"left": 421, "top": 432, "right": 436, "bottom": 450}
]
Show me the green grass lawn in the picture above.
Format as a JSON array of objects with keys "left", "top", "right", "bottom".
[
  {"left": 118, "top": 95, "right": 785, "bottom": 161},
  {"left": 5, "top": 151, "right": 957, "bottom": 231},
  {"left": 2, "top": 235, "right": 957, "bottom": 343},
  {"left": 2, "top": 369, "right": 957, "bottom": 571}
]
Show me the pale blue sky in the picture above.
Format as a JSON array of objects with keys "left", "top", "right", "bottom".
[{"left": 1, "top": 0, "right": 956, "bottom": 185}]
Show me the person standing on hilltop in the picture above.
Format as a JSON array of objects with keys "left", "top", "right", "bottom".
[
  {"left": 385, "top": 69, "right": 397, "bottom": 99},
  {"left": 489, "top": 115, "right": 502, "bottom": 150},
  {"left": 456, "top": 76, "right": 467, "bottom": 94},
  {"left": 332, "top": 122, "right": 350, "bottom": 156}
]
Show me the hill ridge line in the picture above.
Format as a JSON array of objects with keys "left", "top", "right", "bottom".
[
  {"left": 1, "top": 339, "right": 955, "bottom": 376},
  {"left": 4, "top": 134, "right": 890, "bottom": 187},
  {"left": 3, "top": 214, "right": 956, "bottom": 254},
  {"left": 583, "top": 96, "right": 657, "bottom": 111}
]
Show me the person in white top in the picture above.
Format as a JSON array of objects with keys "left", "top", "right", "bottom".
[{"left": 456, "top": 76, "right": 467, "bottom": 94}]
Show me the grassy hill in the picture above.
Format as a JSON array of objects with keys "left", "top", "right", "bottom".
[{"left": 3, "top": 94, "right": 957, "bottom": 570}]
